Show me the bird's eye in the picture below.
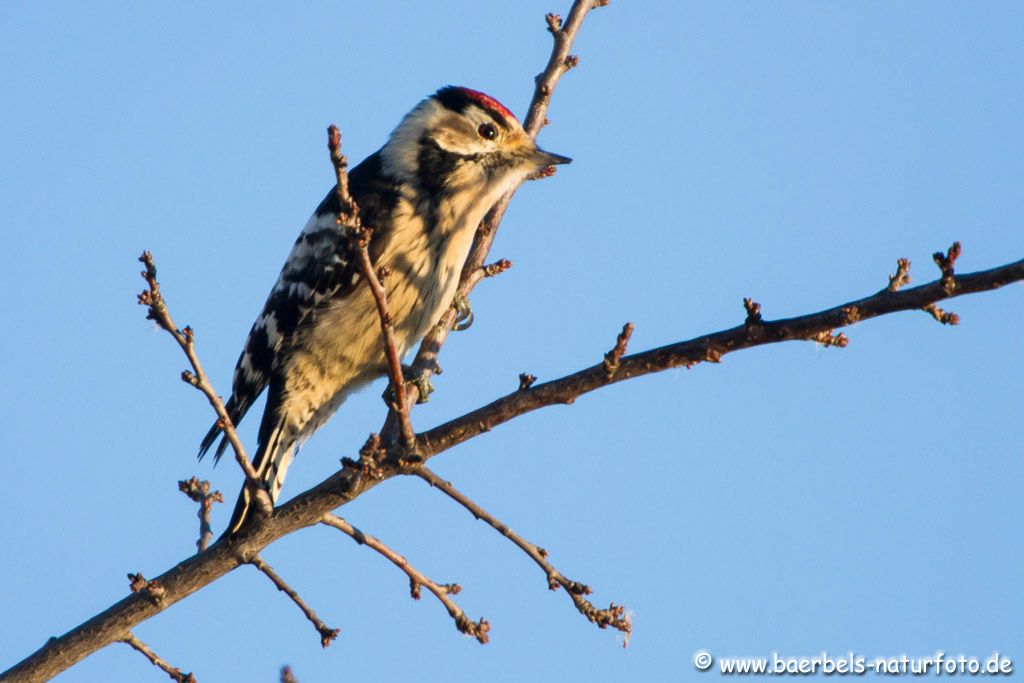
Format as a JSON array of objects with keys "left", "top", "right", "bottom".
[{"left": 477, "top": 122, "right": 498, "bottom": 140}]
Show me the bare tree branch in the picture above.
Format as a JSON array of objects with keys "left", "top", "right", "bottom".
[
  {"left": 887, "top": 257, "right": 912, "bottom": 292},
  {"left": 121, "top": 633, "right": 196, "bottom": 683},
  {"left": 3, "top": 0, "right": 1021, "bottom": 675},
  {"left": 138, "top": 252, "right": 272, "bottom": 520},
  {"left": 321, "top": 513, "right": 489, "bottom": 643},
  {"left": 4, "top": 249, "right": 1022, "bottom": 682},
  {"left": 248, "top": 555, "right": 340, "bottom": 648},
  {"left": 416, "top": 253, "right": 1023, "bottom": 457},
  {"left": 327, "top": 127, "right": 417, "bottom": 449},
  {"left": 178, "top": 477, "right": 223, "bottom": 552},
  {"left": 602, "top": 323, "right": 635, "bottom": 378},
  {"left": 413, "top": 467, "right": 631, "bottom": 641},
  {"left": 933, "top": 240, "right": 962, "bottom": 292},
  {"left": 381, "top": 0, "right": 606, "bottom": 439}
]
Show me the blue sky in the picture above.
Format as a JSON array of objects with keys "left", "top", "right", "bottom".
[{"left": 2, "top": 2, "right": 1021, "bottom": 681}]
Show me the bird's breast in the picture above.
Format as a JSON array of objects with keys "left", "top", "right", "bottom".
[
  {"left": 290, "top": 184, "right": 503, "bottom": 407},
  {"left": 381, "top": 187, "right": 495, "bottom": 350}
]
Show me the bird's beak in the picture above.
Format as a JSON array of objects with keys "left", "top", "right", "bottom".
[{"left": 531, "top": 147, "right": 572, "bottom": 168}]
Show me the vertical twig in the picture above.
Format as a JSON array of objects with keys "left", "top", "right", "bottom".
[
  {"left": 384, "top": 0, "right": 606, "bottom": 440},
  {"left": 177, "top": 477, "right": 223, "bottom": 552},
  {"left": 327, "top": 127, "right": 417, "bottom": 450}
]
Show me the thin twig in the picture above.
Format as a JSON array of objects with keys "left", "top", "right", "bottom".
[
  {"left": 923, "top": 303, "right": 961, "bottom": 325},
  {"left": 178, "top": 477, "right": 223, "bottom": 552},
  {"left": 810, "top": 329, "right": 850, "bottom": 347},
  {"left": 327, "top": 126, "right": 416, "bottom": 450},
  {"left": 527, "top": 1, "right": 599, "bottom": 136},
  {"left": 481, "top": 258, "right": 513, "bottom": 279},
  {"left": 383, "top": 0, "right": 605, "bottom": 435},
  {"left": 137, "top": 252, "right": 271, "bottom": 518},
  {"left": 887, "top": 258, "right": 912, "bottom": 292},
  {"left": 321, "top": 513, "right": 489, "bottom": 643},
  {"left": 121, "top": 633, "right": 196, "bottom": 683},
  {"left": 603, "top": 323, "right": 635, "bottom": 377},
  {"left": 413, "top": 466, "right": 631, "bottom": 641},
  {"left": 933, "top": 241, "right": 962, "bottom": 293},
  {"left": 280, "top": 666, "right": 299, "bottom": 683},
  {"left": 248, "top": 555, "right": 340, "bottom": 647},
  {"left": 928, "top": 241, "right": 962, "bottom": 320}
]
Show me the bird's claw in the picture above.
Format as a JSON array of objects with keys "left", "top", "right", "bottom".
[
  {"left": 403, "top": 364, "right": 435, "bottom": 404},
  {"left": 453, "top": 294, "right": 474, "bottom": 331},
  {"left": 382, "top": 364, "right": 435, "bottom": 405}
]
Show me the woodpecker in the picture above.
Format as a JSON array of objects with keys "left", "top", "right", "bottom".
[{"left": 199, "top": 86, "right": 571, "bottom": 533}]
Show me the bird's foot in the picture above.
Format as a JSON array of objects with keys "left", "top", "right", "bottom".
[
  {"left": 453, "top": 294, "right": 474, "bottom": 331},
  {"left": 403, "top": 363, "right": 435, "bottom": 404},
  {"left": 382, "top": 364, "right": 436, "bottom": 406}
]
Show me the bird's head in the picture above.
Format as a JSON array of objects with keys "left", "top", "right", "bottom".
[{"left": 380, "top": 86, "right": 571, "bottom": 197}]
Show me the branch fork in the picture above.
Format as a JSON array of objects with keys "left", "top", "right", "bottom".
[
  {"left": 887, "top": 257, "right": 912, "bottom": 292},
  {"left": 924, "top": 241, "right": 963, "bottom": 324},
  {"left": 321, "top": 514, "right": 488, "bottom": 643},
  {"left": 933, "top": 241, "right": 962, "bottom": 293},
  {"left": 414, "top": 466, "right": 631, "bottom": 642}
]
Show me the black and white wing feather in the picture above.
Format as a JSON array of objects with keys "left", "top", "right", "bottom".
[{"left": 197, "top": 150, "right": 398, "bottom": 463}]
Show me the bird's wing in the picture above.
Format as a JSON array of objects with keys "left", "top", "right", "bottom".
[{"left": 198, "top": 149, "right": 401, "bottom": 462}]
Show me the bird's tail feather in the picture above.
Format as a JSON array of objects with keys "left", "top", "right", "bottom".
[
  {"left": 197, "top": 422, "right": 229, "bottom": 463},
  {"left": 198, "top": 397, "right": 245, "bottom": 464},
  {"left": 224, "top": 419, "right": 297, "bottom": 535}
]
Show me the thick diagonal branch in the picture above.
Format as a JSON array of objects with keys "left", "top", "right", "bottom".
[
  {"left": 321, "top": 513, "right": 489, "bottom": 643},
  {"left": 416, "top": 256, "right": 1024, "bottom": 456},
  {"left": 6, "top": 248, "right": 1022, "bottom": 682}
]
